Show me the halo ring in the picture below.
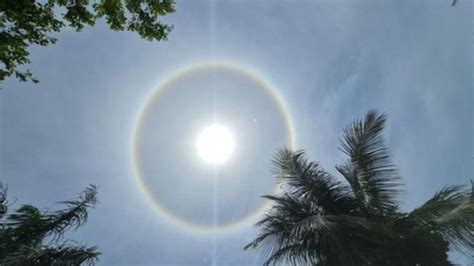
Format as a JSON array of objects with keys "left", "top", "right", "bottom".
[{"left": 131, "top": 62, "right": 295, "bottom": 235}]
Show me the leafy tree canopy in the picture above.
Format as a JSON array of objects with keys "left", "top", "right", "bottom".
[
  {"left": 0, "top": 0, "right": 175, "bottom": 85},
  {"left": 0, "top": 183, "right": 100, "bottom": 265}
]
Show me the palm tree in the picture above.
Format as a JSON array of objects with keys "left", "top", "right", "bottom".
[
  {"left": 0, "top": 183, "right": 100, "bottom": 265},
  {"left": 245, "top": 110, "right": 473, "bottom": 265}
]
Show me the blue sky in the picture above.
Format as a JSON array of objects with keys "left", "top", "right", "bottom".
[{"left": 1, "top": 0, "right": 473, "bottom": 265}]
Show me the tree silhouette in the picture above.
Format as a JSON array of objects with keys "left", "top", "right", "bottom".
[
  {"left": 245, "top": 110, "right": 473, "bottom": 265},
  {"left": 0, "top": 0, "right": 175, "bottom": 85},
  {"left": 0, "top": 183, "right": 100, "bottom": 265}
]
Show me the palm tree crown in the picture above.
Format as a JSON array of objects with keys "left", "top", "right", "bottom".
[{"left": 245, "top": 110, "right": 473, "bottom": 265}]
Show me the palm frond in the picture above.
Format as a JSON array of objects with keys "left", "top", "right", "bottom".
[
  {"left": 408, "top": 185, "right": 467, "bottom": 224},
  {"left": 0, "top": 185, "right": 99, "bottom": 262},
  {"left": 0, "top": 183, "right": 8, "bottom": 219},
  {"left": 273, "top": 148, "right": 356, "bottom": 215},
  {"left": 407, "top": 182, "right": 474, "bottom": 257},
  {"left": 262, "top": 242, "right": 318, "bottom": 266},
  {"left": 244, "top": 193, "right": 313, "bottom": 250},
  {"left": 246, "top": 192, "right": 380, "bottom": 265},
  {"left": 45, "top": 184, "right": 98, "bottom": 239},
  {"left": 336, "top": 110, "right": 402, "bottom": 215},
  {"left": 4, "top": 205, "right": 47, "bottom": 247},
  {"left": 245, "top": 192, "right": 321, "bottom": 264},
  {"left": 1, "top": 243, "right": 100, "bottom": 266}
]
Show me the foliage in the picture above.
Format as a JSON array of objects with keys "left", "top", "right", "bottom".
[
  {"left": 0, "top": 0, "right": 175, "bottom": 85},
  {"left": 0, "top": 183, "right": 100, "bottom": 265},
  {"left": 245, "top": 110, "right": 473, "bottom": 265}
]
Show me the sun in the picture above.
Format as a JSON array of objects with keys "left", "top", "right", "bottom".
[{"left": 196, "top": 124, "right": 235, "bottom": 165}]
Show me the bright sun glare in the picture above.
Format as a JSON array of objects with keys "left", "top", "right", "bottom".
[{"left": 196, "top": 124, "right": 235, "bottom": 165}]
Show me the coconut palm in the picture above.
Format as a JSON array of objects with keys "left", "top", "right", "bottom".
[
  {"left": 245, "top": 110, "right": 473, "bottom": 265},
  {"left": 0, "top": 183, "right": 100, "bottom": 265}
]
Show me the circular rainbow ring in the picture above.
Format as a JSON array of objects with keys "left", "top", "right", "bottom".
[{"left": 131, "top": 62, "right": 296, "bottom": 235}]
